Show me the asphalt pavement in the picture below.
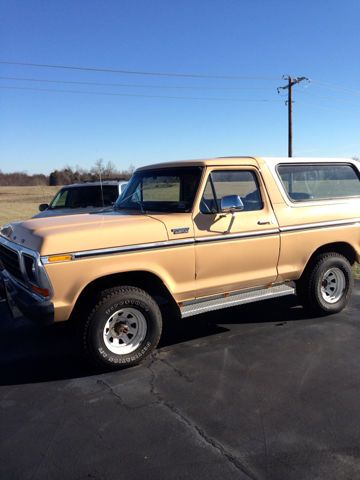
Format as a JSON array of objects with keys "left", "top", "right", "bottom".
[{"left": 1, "top": 284, "right": 360, "bottom": 480}]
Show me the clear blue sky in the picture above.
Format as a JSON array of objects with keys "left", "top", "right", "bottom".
[{"left": 1, "top": 0, "right": 359, "bottom": 174}]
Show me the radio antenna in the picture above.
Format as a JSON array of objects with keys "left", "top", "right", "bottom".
[{"left": 99, "top": 163, "right": 105, "bottom": 208}]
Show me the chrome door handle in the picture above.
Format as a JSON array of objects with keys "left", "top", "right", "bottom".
[{"left": 257, "top": 220, "right": 271, "bottom": 225}]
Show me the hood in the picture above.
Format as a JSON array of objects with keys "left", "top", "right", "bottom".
[
  {"left": 3, "top": 211, "right": 168, "bottom": 256},
  {"left": 32, "top": 206, "right": 107, "bottom": 218}
]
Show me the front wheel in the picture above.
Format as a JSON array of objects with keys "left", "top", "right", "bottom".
[
  {"left": 83, "top": 286, "right": 162, "bottom": 369},
  {"left": 297, "top": 253, "right": 353, "bottom": 315}
]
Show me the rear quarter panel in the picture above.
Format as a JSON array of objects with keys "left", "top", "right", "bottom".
[{"left": 259, "top": 159, "right": 360, "bottom": 281}]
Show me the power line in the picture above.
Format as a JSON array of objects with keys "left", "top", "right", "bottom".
[
  {"left": 0, "top": 60, "right": 281, "bottom": 81},
  {"left": 299, "top": 100, "right": 360, "bottom": 114},
  {"left": 5, "top": 76, "right": 359, "bottom": 105},
  {"left": 0, "top": 85, "right": 283, "bottom": 102},
  {"left": 302, "top": 97, "right": 359, "bottom": 115},
  {"left": 0, "top": 75, "right": 274, "bottom": 91},
  {"left": 310, "top": 79, "right": 360, "bottom": 97},
  {"left": 297, "top": 89, "right": 360, "bottom": 107}
]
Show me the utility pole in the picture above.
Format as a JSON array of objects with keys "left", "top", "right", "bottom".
[{"left": 278, "top": 75, "right": 309, "bottom": 157}]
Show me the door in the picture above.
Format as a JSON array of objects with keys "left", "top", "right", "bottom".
[{"left": 192, "top": 167, "right": 280, "bottom": 298}]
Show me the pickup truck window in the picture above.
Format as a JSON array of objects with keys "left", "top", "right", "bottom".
[
  {"left": 115, "top": 167, "right": 202, "bottom": 213},
  {"left": 50, "top": 185, "right": 119, "bottom": 209},
  {"left": 277, "top": 163, "right": 360, "bottom": 202},
  {"left": 51, "top": 189, "right": 68, "bottom": 208},
  {"left": 200, "top": 170, "right": 263, "bottom": 214}
]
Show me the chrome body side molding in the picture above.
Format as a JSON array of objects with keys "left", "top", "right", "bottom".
[{"left": 38, "top": 218, "right": 360, "bottom": 262}]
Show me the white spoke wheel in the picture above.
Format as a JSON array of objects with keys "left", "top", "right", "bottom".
[
  {"left": 296, "top": 253, "right": 353, "bottom": 315},
  {"left": 83, "top": 286, "right": 162, "bottom": 369},
  {"left": 103, "top": 308, "right": 147, "bottom": 354},
  {"left": 320, "top": 268, "right": 346, "bottom": 304}
]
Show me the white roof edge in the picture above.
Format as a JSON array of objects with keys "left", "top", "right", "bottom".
[{"left": 262, "top": 156, "right": 355, "bottom": 166}]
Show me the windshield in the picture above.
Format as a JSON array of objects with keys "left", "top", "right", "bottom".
[
  {"left": 115, "top": 167, "right": 203, "bottom": 213},
  {"left": 50, "top": 185, "right": 119, "bottom": 209}
]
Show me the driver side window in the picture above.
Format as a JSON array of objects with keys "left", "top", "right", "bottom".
[{"left": 200, "top": 170, "right": 263, "bottom": 214}]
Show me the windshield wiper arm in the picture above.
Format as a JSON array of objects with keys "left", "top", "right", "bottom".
[
  {"left": 115, "top": 191, "right": 146, "bottom": 214},
  {"left": 135, "top": 199, "right": 146, "bottom": 214}
]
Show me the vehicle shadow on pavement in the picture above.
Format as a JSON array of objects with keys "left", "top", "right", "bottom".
[
  {"left": 160, "top": 294, "right": 305, "bottom": 346},
  {"left": 0, "top": 295, "right": 310, "bottom": 386}
]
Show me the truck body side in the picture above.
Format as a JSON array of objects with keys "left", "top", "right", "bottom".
[
  {"left": 51, "top": 157, "right": 360, "bottom": 321},
  {"left": 1, "top": 156, "right": 359, "bottom": 368}
]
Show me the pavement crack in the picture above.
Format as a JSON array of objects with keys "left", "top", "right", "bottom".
[
  {"left": 157, "top": 357, "right": 193, "bottom": 383},
  {"left": 96, "top": 378, "right": 157, "bottom": 411},
  {"left": 96, "top": 379, "right": 129, "bottom": 407},
  {"left": 148, "top": 364, "right": 257, "bottom": 480}
]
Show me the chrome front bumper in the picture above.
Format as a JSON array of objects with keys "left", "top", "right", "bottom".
[{"left": 0, "top": 270, "right": 54, "bottom": 325}]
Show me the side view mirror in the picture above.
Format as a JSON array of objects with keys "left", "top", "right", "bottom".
[
  {"left": 39, "top": 203, "right": 49, "bottom": 212},
  {"left": 220, "top": 195, "right": 244, "bottom": 213}
]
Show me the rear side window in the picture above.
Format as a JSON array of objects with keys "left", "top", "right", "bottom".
[{"left": 277, "top": 164, "right": 360, "bottom": 202}]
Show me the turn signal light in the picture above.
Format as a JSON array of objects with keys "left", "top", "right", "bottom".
[
  {"left": 31, "top": 285, "right": 50, "bottom": 297},
  {"left": 47, "top": 255, "right": 73, "bottom": 263}
]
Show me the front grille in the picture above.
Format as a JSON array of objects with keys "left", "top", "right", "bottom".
[{"left": 0, "top": 243, "right": 23, "bottom": 281}]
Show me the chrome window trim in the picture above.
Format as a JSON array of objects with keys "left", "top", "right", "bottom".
[{"left": 199, "top": 168, "right": 264, "bottom": 215}]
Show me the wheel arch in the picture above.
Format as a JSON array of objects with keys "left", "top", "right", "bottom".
[
  {"left": 300, "top": 242, "right": 358, "bottom": 280},
  {"left": 296, "top": 247, "right": 354, "bottom": 315},
  {"left": 69, "top": 270, "right": 180, "bottom": 323}
]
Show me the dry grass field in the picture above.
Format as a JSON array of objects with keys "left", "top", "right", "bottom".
[
  {"left": 0, "top": 186, "right": 59, "bottom": 225},
  {"left": 0, "top": 185, "right": 359, "bottom": 279}
]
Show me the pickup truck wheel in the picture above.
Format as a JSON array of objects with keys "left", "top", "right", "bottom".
[
  {"left": 83, "top": 286, "right": 162, "bottom": 369},
  {"left": 298, "top": 253, "right": 353, "bottom": 315}
]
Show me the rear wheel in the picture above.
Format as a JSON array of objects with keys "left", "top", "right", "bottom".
[
  {"left": 83, "top": 286, "right": 162, "bottom": 369},
  {"left": 297, "top": 253, "right": 353, "bottom": 315}
]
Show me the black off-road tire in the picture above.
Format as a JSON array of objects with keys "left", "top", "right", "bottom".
[
  {"left": 83, "top": 286, "right": 162, "bottom": 370},
  {"left": 296, "top": 253, "right": 353, "bottom": 315}
]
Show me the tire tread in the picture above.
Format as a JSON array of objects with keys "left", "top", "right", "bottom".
[
  {"left": 297, "top": 252, "right": 353, "bottom": 315},
  {"left": 82, "top": 286, "right": 162, "bottom": 370}
]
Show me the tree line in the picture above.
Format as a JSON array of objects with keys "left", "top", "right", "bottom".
[{"left": 0, "top": 160, "right": 134, "bottom": 186}]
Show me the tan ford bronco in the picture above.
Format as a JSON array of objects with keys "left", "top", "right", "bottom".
[{"left": 1, "top": 157, "right": 360, "bottom": 368}]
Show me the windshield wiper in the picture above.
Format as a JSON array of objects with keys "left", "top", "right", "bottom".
[
  {"left": 135, "top": 199, "right": 146, "bottom": 214},
  {"left": 115, "top": 191, "right": 146, "bottom": 213}
]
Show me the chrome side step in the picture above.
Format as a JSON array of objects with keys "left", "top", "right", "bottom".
[{"left": 180, "top": 284, "right": 295, "bottom": 318}]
